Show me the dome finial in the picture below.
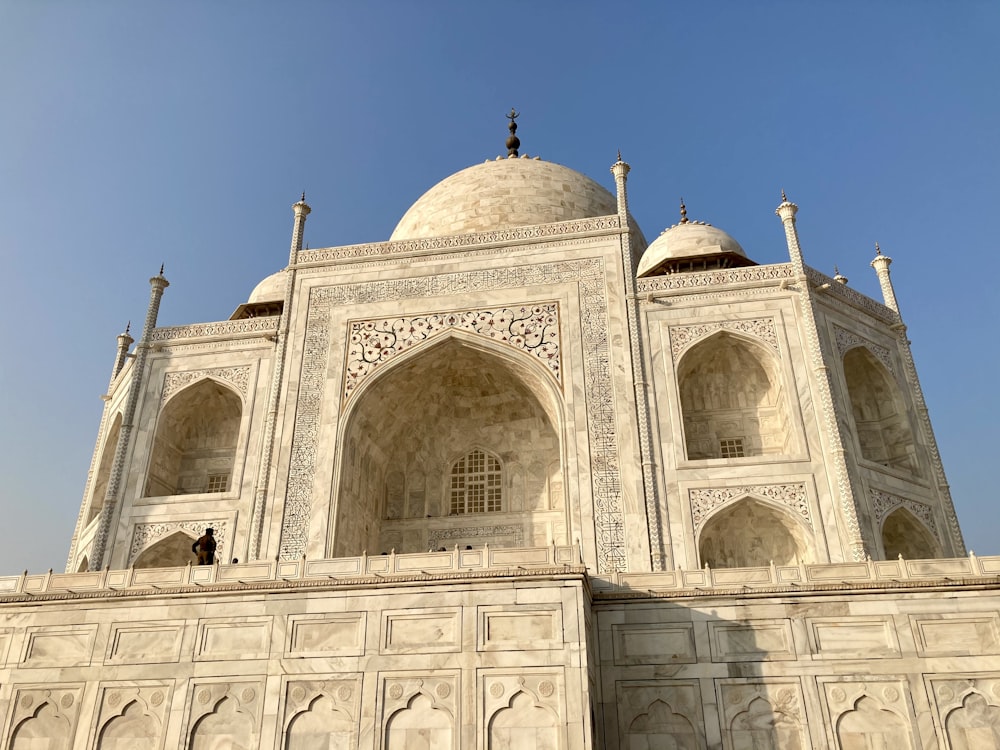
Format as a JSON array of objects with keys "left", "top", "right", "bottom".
[
  {"left": 505, "top": 108, "right": 520, "bottom": 157},
  {"left": 679, "top": 198, "right": 689, "bottom": 224}
]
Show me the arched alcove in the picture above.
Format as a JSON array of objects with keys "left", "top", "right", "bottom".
[
  {"left": 133, "top": 530, "right": 197, "bottom": 569},
  {"left": 88, "top": 413, "right": 122, "bottom": 524},
  {"left": 843, "top": 347, "right": 917, "bottom": 472},
  {"left": 10, "top": 703, "right": 71, "bottom": 750},
  {"left": 145, "top": 380, "right": 242, "bottom": 497},
  {"left": 98, "top": 701, "right": 159, "bottom": 749},
  {"left": 385, "top": 694, "right": 452, "bottom": 750},
  {"left": 333, "top": 334, "right": 563, "bottom": 557},
  {"left": 285, "top": 696, "right": 353, "bottom": 749},
  {"left": 189, "top": 697, "right": 253, "bottom": 750},
  {"left": 489, "top": 692, "right": 558, "bottom": 749},
  {"left": 76, "top": 556, "right": 89, "bottom": 573},
  {"left": 699, "top": 498, "right": 811, "bottom": 568},
  {"left": 882, "top": 507, "right": 941, "bottom": 560},
  {"left": 678, "top": 333, "right": 792, "bottom": 460}
]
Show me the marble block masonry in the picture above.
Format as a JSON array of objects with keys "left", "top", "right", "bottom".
[{"left": 2, "top": 123, "right": 995, "bottom": 748}]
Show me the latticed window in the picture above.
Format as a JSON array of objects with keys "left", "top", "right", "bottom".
[
  {"left": 206, "top": 473, "right": 229, "bottom": 493},
  {"left": 450, "top": 450, "right": 502, "bottom": 514},
  {"left": 719, "top": 438, "right": 746, "bottom": 459}
]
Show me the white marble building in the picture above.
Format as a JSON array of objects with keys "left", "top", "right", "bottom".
[{"left": 1, "top": 129, "right": 996, "bottom": 748}]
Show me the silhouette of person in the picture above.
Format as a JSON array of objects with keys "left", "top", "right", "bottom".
[{"left": 192, "top": 528, "right": 217, "bottom": 565}]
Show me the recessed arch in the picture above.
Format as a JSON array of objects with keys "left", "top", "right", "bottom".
[
  {"left": 488, "top": 691, "right": 559, "bottom": 749},
  {"left": 843, "top": 346, "right": 918, "bottom": 473},
  {"left": 285, "top": 695, "right": 353, "bottom": 749},
  {"left": 881, "top": 506, "right": 941, "bottom": 560},
  {"left": 145, "top": 379, "right": 242, "bottom": 497},
  {"left": 678, "top": 331, "right": 792, "bottom": 460},
  {"left": 699, "top": 497, "right": 812, "bottom": 568},
  {"left": 88, "top": 413, "right": 123, "bottom": 525},
  {"left": 332, "top": 331, "right": 565, "bottom": 557},
  {"left": 132, "top": 530, "right": 197, "bottom": 569}
]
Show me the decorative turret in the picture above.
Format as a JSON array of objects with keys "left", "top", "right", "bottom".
[
  {"left": 834, "top": 266, "right": 848, "bottom": 285},
  {"left": 610, "top": 150, "right": 630, "bottom": 217},
  {"left": 870, "top": 242, "right": 900, "bottom": 314},
  {"left": 110, "top": 322, "right": 133, "bottom": 385},
  {"left": 290, "top": 193, "right": 311, "bottom": 264},
  {"left": 775, "top": 190, "right": 805, "bottom": 273}
]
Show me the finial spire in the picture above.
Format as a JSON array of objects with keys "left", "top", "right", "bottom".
[
  {"left": 125, "top": 321, "right": 130, "bottom": 335},
  {"left": 679, "top": 198, "right": 689, "bottom": 224},
  {"left": 617, "top": 148, "right": 622, "bottom": 163},
  {"left": 875, "top": 241, "right": 882, "bottom": 255},
  {"left": 781, "top": 189, "right": 788, "bottom": 202},
  {"left": 300, "top": 191, "right": 306, "bottom": 202},
  {"left": 505, "top": 108, "right": 520, "bottom": 157},
  {"left": 159, "top": 263, "right": 164, "bottom": 276}
]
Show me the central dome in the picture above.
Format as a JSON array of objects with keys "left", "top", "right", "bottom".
[{"left": 390, "top": 157, "right": 619, "bottom": 241}]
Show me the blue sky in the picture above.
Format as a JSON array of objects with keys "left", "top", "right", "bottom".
[{"left": 0, "top": 1, "right": 996, "bottom": 574}]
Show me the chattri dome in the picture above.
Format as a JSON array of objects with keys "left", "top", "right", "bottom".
[
  {"left": 248, "top": 271, "right": 285, "bottom": 304},
  {"left": 636, "top": 218, "right": 750, "bottom": 277},
  {"left": 390, "top": 157, "right": 621, "bottom": 241}
]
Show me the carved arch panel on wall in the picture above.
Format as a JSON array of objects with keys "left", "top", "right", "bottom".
[
  {"left": 282, "top": 677, "right": 361, "bottom": 750},
  {"left": 698, "top": 496, "right": 814, "bottom": 569}
]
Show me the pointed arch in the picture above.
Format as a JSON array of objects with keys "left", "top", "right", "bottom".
[
  {"left": 97, "top": 700, "right": 159, "bottom": 749},
  {"left": 132, "top": 530, "right": 197, "bottom": 569},
  {"left": 189, "top": 696, "right": 254, "bottom": 750},
  {"left": 627, "top": 698, "right": 697, "bottom": 749},
  {"left": 843, "top": 346, "right": 918, "bottom": 472},
  {"left": 677, "top": 331, "right": 792, "bottom": 460},
  {"left": 145, "top": 378, "right": 242, "bottom": 497},
  {"left": 699, "top": 497, "right": 812, "bottom": 568},
  {"left": 385, "top": 693, "right": 452, "bottom": 750},
  {"left": 332, "top": 331, "right": 566, "bottom": 557},
  {"left": 88, "top": 413, "right": 123, "bottom": 525},
  {"left": 285, "top": 695, "right": 354, "bottom": 749},
  {"left": 10, "top": 702, "right": 71, "bottom": 750},
  {"left": 488, "top": 691, "right": 559, "bottom": 749},
  {"left": 882, "top": 506, "right": 941, "bottom": 560},
  {"left": 945, "top": 691, "right": 1000, "bottom": 749},
  {"left": 836, "top": 696, "right": 911, "bottom": 749},
  {"left": 76, "top": 556, "right": 89, "bottom": 574}
]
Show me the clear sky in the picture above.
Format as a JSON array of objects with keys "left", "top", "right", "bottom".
[{"left": 0, "top": 1, "right": 997, "bottom": 574}]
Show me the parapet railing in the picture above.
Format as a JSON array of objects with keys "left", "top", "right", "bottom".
[
  {"left": 592, "top": 552, "right": 1000, "bottom": 595},
  {"left": 0, "top": 544, "right": 582, "bottom": 597},
  {"left": 1, "top": 548, "right": 997, "bottom": 598}
]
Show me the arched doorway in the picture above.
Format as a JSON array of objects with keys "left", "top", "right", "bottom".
[
  {"left": 699, "top": 498, "right": 811, "bottom": 568},
  {"left": 843, "top": 347, "right": 917, "bottom": 473},
  {"left": 145, "top": 380, "right": 242, "bottom": 497},
  {"left": 133, "top": 530, "right": 197, "bottom": 569},
  {"left": 678, "top": 333, "right": 792, "bottom": 460},
  {"left": 333, "top": 335, "right": 564, "bottom": 556},
  {"left": 882, "top": 507, "right": 940, "bottom": 559}
]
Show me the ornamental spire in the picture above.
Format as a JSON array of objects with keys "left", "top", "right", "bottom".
[
  {"left": 505, "top": 108, "right": 520, "bottom": 157},
  {"left": 679, "top": 198, "right": 689, "bottom": 224}
]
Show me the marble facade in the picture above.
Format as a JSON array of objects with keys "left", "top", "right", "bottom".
[{"left": 3, "top": 144, "right": 989, "bottom": 747}]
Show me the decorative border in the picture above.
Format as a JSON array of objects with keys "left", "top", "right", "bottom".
[
  {"left": 298, "top": 215, "right": 622, "bottom": 265},
  {"left": 689, "top": 483, "right": 810, "bottom": 533},
  {"left": 636, "top": 263, "right": 794, "bottom": 292},
  {"left": 344, "top": 304, "right": 560, "bottom": 401},
  {"left": 427, "top": 525, "right": 524, "bottom": 551},
  {"left": 162, "top": 366, "right": 251, "bottom": 402},
  {"left": 870, "top": 488, "right": 938, "bottom": 536},
  {"left": 129, "top": 520, "right": 229, "bottom": 566},
  {"left": 669, "top": 318, "right": 778, "bottom": 361},
  {"left": 833, "top": 326, "right": 895, "bottom": 374},
  {"left": 281, "top": 258, "right": 627, "bottom": 572},
  {"left": 150, "top": 317, "right": 278, "bottom": 343},
  {"left": 806, "top": 268, "right": 897, "bottom": 324}
]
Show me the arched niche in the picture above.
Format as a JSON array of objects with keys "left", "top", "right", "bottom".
[
  {"left": 10, "top": 703, "right": 71, "bottom": 750},
  {"left": 133, "top": 530, "right": 196, "bottom": 569},
  {"left": 843, "top": 347, "right": 918, "bottom": 473},
  {"left": 285, "top": 696, "right": 353, "bottom": 749},
  {"left": 385, "top": 694, "right": 451, "bottom": 750},
  {"left": 98, "top": 701, "right": 159, "bottom": 749},
  {"left": 836, "top": 696, "right": 911, "bottom": 749},
  {"left": 333, "top": 333, "right": 564, "bottom": 557},
  {"left": 76, "top": 556, "right": 89, "bottom": 573},
  {"left": 489, "top": 692, "right": 558, "bottom": 749},
  {"left": 189, "top": 697, "right": 253, "bottom": 750},
  {"left": 882, "top": 506, "right": 941, "bottom": 560},
  {"left": 145, "top": 380, "right": 242, "bottom": 497},
  {"left": 88, "top": 413, "right": 123, "bottom": 525},
  {"left": 678, "top": 332, "right": 792, "bottom": 460},
  {"left": 699, "top": 497, "right": 812, "bottom": 568}
]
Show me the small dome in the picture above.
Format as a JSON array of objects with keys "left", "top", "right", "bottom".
[
  {"left": 391, "top": 157, "right": 621, "bottom": 241},
  {"left": 637, "top": 221, "right": 747, "bottom": 277},
  {"left": 248, "top": 271, "right": 285, "bottom": 303}
]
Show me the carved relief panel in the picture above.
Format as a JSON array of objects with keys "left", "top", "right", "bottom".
[
  {"left": 379, "top": 672, "right": 459, "bottom": 750},
  {"left": 481, "top": 670, "right": 564, "bottom": 750},
  {"left": 90, "top": 683, "right": 171, "bottom": 749},
  {"left": 926, "top": 675, "right": 1000, "bottom": 750},
  {"left": 6, "top": 685, "right": 84, "bottom": 750},
  {"left": 717, "top": 679, "right": 810, "bottom": 749},
  {"left": 615, "top": 680, "right": 706, "bottom": 750},
  {"left": 184, "top": 680, "right": 262, "bottom": 750},
  {"left": 282, "top": 676, "right": 362, "bottom": 750},
  {"left": 820, "top": 678, "right": 916, "bottom": 750}
]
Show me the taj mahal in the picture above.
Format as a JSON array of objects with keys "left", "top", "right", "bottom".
[{"left": 0, "top": 116, "right": 998, "bottom": 748}]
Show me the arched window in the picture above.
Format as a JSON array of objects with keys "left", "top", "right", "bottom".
[{"left": 449, "top": 449, "right": 502, "bottom": 515}]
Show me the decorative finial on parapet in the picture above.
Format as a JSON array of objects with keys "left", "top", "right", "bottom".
[
  {"left": 834, "top": 266, "right": 848, "bottom": 285},
  {"left": 781, "top": 188, "right": 788, "bottom": 202},
  {"left": 300, "top": 191, "right": 306, "bottom": 202},
  {"left": 505, "top": 108, "right": 520, "bottom": 157},
  {"left": 159, "top": 263, "right": 164, "bottom": 276},
  {"left": 679, "top": 198, "right": 689, "bottom": 224},
  {"left": 617, "top": 148, "right": 622, "bottom": 163},
  {"left": 125, "top": 321, "right": 131, "bottom": 335},
  {"left": 875, "top": 241, "right": 882, "bottom": 256}
]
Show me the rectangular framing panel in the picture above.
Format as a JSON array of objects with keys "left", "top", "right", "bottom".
[
  {"left": 284, "top": 612, "right": 366, "bottom": 658},
  {"left": 708, "top": 619, "right": 796, "bottom": 662},
  {"left": 610, "top": 622, "right": 697, "bottom": 666},
  {"left": 910, "top": 612, "right": 1000, "bottom": 657},
  {"left": 477, "top": 604, "right": 563, "bottom": 652},
  {"left": 806, "top": 616, "right": 901, "bottom": 660},
  {"left": 19, "top": 624, "right": 99, "bottom": 668},
  {"left": 105, "top": 620, "right": 185, "bottom": 665},
  {"left": 380, "top": 607, "right": 462, "bottom": 655},
  {"left": 193, "top": 616, "right": 273, "bottom": 662}
]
